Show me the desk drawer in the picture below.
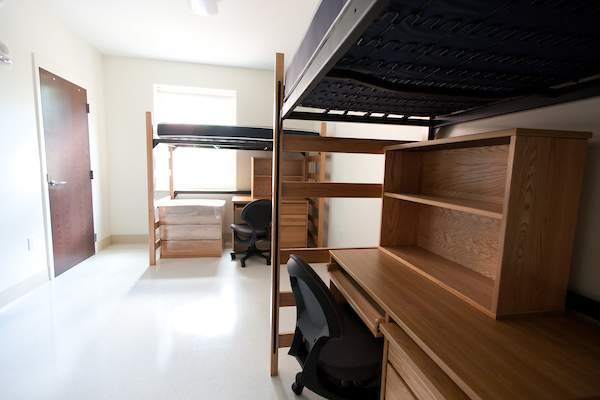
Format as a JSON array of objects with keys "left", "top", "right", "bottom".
[
  {"left": 161, "top": 239, "right": 222, "bottom": 258},
  {"left": 386, "top": 363, "right": 417, "bottom": 400},
  {"left": 381, "top": 323, "right": 468, "bottom": 400},
  {"left": 161, "top": 225, "right": 221, "bottom": 241}
]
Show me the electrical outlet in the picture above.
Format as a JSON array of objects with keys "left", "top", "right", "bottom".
[
  {"left": 27, "top": 237, "right": 34, "bottom": 251},
  {"left": 337, "top": 229, "right": 343, "bottom": 241}
]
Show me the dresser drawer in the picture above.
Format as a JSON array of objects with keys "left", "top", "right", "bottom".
[
  {"left": 159, "top": 206, "right": 222, "bottom": 225},
  {"left": 381, "top": 323, "right": 468, "bottom": 400},
  {"left": 281, "top": 203, "right": 307, "bottom": 215},
  {"left": 281, "top": 214, "right": 306, "bottom": 226},
  {"left": 161, "top": 240, "right": 222, "bottom": 258},
  {"left": 386, "top": 363, "right": 417, "bottom": 400},
  {"left": 281, "top": 226, "right": 307, "bottom": 248},
  {"left": 161, "top": 224, "right": 221, "bottom": 241}
]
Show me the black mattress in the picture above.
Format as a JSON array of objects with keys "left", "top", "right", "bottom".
[
  {"left": 284, "top": 0, "right": 600, "bottom": 127},
  {"left": 155, "top": 123, "right": 318, "bottom": 151}
]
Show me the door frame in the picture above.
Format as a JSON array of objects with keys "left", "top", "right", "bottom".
[{"left": 32, "top": 53, "right": 97, "bottom": 279}]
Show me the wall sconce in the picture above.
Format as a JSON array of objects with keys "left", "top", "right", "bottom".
[{"left": 0, "top": 41, "right": 13, "bottom": 65}]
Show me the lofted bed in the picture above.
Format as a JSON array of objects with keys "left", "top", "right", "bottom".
[
  {"left": 154, "top": 121, "right": 318, "bottom": 151},
  {"left": 283, "top": 0, "right": 600, "bottom": 136},
  {"left": 144, "top": 113, "right": 324, "bottom": 264},
  {"left": 269, "top": 1, "right": 600, "bottom": 399}
]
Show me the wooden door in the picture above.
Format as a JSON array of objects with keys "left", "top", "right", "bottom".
[{"left": 40, "top": 68, "right": 95, "bottom": 277}]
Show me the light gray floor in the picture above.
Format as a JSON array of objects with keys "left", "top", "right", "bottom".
[{"left": 0, "top": 244, "right": 327, "bottom": 400}]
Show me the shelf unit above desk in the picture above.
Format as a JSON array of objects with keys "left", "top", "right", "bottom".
[
  {"left": 251, "top": 157, "right": 305, "bottom": 199},
  {"left": 381, "top": 128, "right": 591, "bottom": 318}
]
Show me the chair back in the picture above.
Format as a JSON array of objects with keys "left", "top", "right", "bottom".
[
  {"left": 241, "top": 199, "right": 272, "bottom": 234},
  {"left": 287, "top": 254, "right": 343, "bottom": 352}
]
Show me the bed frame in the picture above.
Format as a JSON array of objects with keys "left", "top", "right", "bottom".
[
  {"left": 268, "top": 0, "right": 600, "bottom": 381},
  {"left": 144, "top": 112, "right": 322, "bottom": 265},
  {"left": 283, "top": 0, "right": 600, "bottom": 138},
  {"left": 304, "top": 122, "right": 327, "bottom": 247},
  {"left": 270, "top": 54, "right": 412, "bottom": 375}
]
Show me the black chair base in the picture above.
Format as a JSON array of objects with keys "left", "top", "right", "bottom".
[
  {"left": 292, "top": 373, "right": 304, "bottom": 395},
  {"left": 230, "top": 242, "right": 270, "bottom": 267}
]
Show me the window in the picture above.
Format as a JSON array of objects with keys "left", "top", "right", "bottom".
[
  {"left": 154, "top": 85, "right": 236, "bottom": 126},
  {"left": 153, "top": 85, "right": 237, "bottom": 191},
  {"left": 172, "top": 147, "right": 236, "bottom": 190}
]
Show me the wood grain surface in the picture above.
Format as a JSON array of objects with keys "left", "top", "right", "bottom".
[
  {"left": 330, "top": 248, "right": 600, "bottom": 400},
  {"left": 282, "top": 182, "right": 383, "bottom": 198},
  {"left": 161, "top": 240, "right": 222, "bottom": 257},
  {"left": 385, "top": 365, "right": 417, "bottom": 400},
  {"left": 495, "top": 135, "right": 589, "bottom": 316},
  {"left": 40, "top": 68, "right": 95, "bottom": 276},
  {"left": 420, "top": 145, "right": 509, "bottom": 204},
  {"left": 382, "top": 323, "right": 468, "bottom": 400},
  {"left": 416, "top": 206, "right": 501, "bottom": 279},
  {"left": 283, "top": 134, "right": 403, "bottom": 154},
  {"left": 379, "top": 246, "right": 495, "bottom": 314}
]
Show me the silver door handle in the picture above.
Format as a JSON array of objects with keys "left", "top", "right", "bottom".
[{"left": 48, "top": 180, "right": 67, "bottom": 186}]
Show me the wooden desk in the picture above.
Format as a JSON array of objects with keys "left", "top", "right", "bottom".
[
  {"left": 328, "top": 248, "right": 600, "bottom": 400},
  {"left": 232, "top": 196, "right": 308, "bottom": 251},
  {"left": 156, "top": 198, "right": 225, "bottom": 258}
]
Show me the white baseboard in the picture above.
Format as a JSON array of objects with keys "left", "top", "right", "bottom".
[
  {"left": 0, "top": 270, "right": 49, "bottom": 311},
  {"left": 110, "top": 234, "right": 148, "bottom": 244},
  {"left": 96, "top": 235, "right": 112, "bottom": 251}
]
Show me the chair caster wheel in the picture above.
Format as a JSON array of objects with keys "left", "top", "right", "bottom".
[
  {"left": 267, "top": 260, "right": 271, "bottom": 265},
  {"left": 241, "top": 261, "right": 246, "bottom": 267},
  {"left": 231, "top": 253, "right": 236, "bottom": 260},
  {"left": 291, "top": 382, "right": 303, "bottom": 395}
]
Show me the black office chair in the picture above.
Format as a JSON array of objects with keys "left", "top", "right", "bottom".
[
  {"left": 287, "top": 254, "right": 383, "bottom": 400},
  {"left": 230, "top": 199, "right": 272, "bottom": 267}
]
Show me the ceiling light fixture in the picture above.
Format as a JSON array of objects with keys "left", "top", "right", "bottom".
[{"left": 187, "top": 0, "right": 218, "bottom": 16}]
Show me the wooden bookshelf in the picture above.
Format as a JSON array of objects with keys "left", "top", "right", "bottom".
[
  {"left": 383, "top": 192, "right": 503, "bottom": 219},
  {"left": 381, "top": 128, "right": 591, "bottom": 318},
  {"left": 251, "top": 157, "right": 305, "bottom": 199},
  {"left": 379, "top": 245, "right": 495, "bottom": 315}
]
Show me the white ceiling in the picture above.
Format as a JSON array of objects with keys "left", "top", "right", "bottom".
[{"left": 35, "top": 0, "right": 322, "bottom": 70}]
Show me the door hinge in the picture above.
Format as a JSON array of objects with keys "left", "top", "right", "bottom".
[
  {"left": 94, "top": 233, "right": 97, "bottom": 243},
  {"left": 86, "top": 103, "right": 90, "bottom": 113},
  {"left": 90, "top": 170, "right": 94, "bottom": 179}
]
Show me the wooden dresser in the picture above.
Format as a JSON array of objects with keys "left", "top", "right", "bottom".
[
  {"left": 232, "top": 196, "right": 308, "bottom": 251},
  {"left": 156, "top": 198, "right": 225, "bottom": 258},
  {"left": 326, "top": 129, "right": 600, "bottom": 399}
]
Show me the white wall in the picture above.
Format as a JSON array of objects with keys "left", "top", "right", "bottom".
[
  {"left": 324, "top": 122, "right": 426, "bottom": 247},
  {"left": 103, "top": 56, "right": 316, "bottom": 238},
  {"left": 0, "top": 0, "right": 109, "bottom": 306},
  {"left": 441, "top": 97, "right": 600, "bottom": 302}
]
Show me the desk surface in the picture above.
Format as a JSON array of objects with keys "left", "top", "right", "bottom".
[{"left": 330, "top": 248, "right": 600, "bottom": 400}]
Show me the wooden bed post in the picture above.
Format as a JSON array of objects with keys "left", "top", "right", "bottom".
[
  {"left": 168, "top": 146, "right": 175, "bottom": 199},
  {"left": 317, "top": 122, "right": 326, "bottom": 247},
  {"left": 146, "top": 111, "right": 157, "bottom": 266},
  {"left": 270, "top": 52, "right": 285, "bottom": 376}
]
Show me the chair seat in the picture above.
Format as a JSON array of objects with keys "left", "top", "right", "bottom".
[
  {"left": 318, "top": 304, "right": 383, "bottom": 383},
  {"left": 230, "top": 223, "right": 268, "bottom": 238}
]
